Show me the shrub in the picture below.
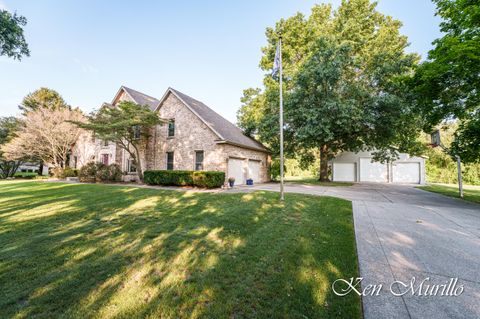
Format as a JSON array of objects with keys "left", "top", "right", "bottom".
[
  {"left": 79, "top": 162, "right": 98, "bottom": 182},
  {"left": 193, "top": 171, "right": 225, "bottom": 188},
  {"left": 94, "top": 163, "right": 109, "bottom": 181},
  {"left": 79, "top": 162, "right": 122, "bottom": 183},
  {"left": 144, "top": 170, "right": 225, "bottom": 188},
  {"left": 108, "top": 164, "right": 123, "bottom": 182},
  {"left": 50, "top": 167, "right": 79, "bottom": 179},
  {"left": 14, "top": 172, "right": 37, "bottom": 179},
  {"left": 63, "top": 167, "right": 78, "bottom": 178}
]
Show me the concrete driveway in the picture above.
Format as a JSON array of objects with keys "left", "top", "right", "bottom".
[{"left": 242, "top": 182, "right": 480, "bottom": 319}]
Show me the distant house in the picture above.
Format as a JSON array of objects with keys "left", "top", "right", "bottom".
[
  {"left": 17, "top": 162, "right": 49, "bottom": 176},
  {"left": 71, "top": 86, "right": 271, "bottom": 184}
]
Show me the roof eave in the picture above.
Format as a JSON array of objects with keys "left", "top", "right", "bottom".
[{"left": 215, "top": 140, "right": 271, "bottom": 153}]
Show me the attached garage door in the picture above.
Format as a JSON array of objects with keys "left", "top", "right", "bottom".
[
  {"left": 248, "top": 160, "right": 261, "bottom": 183},
  {"left": 333, "top": 163, "right": 356, "bottom": 182},
  {"left": 360, "top": 158, "right": 388, "bottom": 183},
  {"left": 392, "top": 163, "right": 420, "bottom": 184},
  {"left": 228, "top": 158, "right": 245, "bottom": 185}
]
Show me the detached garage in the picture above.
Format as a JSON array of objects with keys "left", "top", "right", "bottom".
[{"left": 331, "top": 151, "right": 426, "bottom": 184}]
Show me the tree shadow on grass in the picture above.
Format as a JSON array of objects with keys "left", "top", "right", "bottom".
[{"left": 0, "top": 182, "right": 361, "bottom": 318}]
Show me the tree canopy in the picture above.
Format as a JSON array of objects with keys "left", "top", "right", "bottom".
[
  {"left": 237, "top": 0, "right": 423, "bottom": 180},
  {"left": 75, "top": 101, "right": 164, "bottom": 181},
  {"left": 0, "top": 10, "right": 29, "bottom": 60},
  {"left": 1, "top": 108, "right": 85, "bottom": 169},
  {"left": 0, "top": 116, "right": 22, "bottom": 178},
  {"left": 19, "top": 88, "right": 69, "bottom": 114},
  {"left": 412, "top": 0, "right": 480, "bottom": 163}
]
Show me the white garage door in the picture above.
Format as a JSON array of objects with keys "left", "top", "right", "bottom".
[
  {"left": 248, "top": 160, "right": 261, "bottom": 183},
  {"left": 333, "top": 163, "right": 356, "bottom": 182},
  {"left": 360, "top": 158, "right": 388, "bottom": 183},
  {"left": 228, "top": 158, "right": 245, "bottom": 185},
  {"left": 393, "top": 163, "right": 420, "bottom": 184}
]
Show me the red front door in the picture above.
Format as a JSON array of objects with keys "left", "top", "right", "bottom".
[{"left": 102, "top": 154, "right": 109, "bottom": 165}]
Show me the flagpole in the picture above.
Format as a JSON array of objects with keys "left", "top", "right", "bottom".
[{"left": 279, "top": 35, "right": 285, "bottom": 201}]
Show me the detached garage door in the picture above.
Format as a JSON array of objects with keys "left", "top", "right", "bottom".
[
  {"left": 333, "top": 163, "right": 356, "bottom": 182},
  {"left": 360, "top": 158, "right": 388, "bottom": 183},
  {"left": 392, "top": 163, "right": 420, "bottom": 184},
  {"left": 228, "top": 158, "right": 245, "bottom": 185},
  {"left": 248, "top": 160, "right": 261, "bottom": 183}
]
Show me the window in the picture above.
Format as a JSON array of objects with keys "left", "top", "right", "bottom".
[
  {"left": 168, "top": 120, "right": 175, "bottom": 137},
  {"left": 101, "top": 154, "right": 109, "bottom": 165},
  {"left": 166, "top": 152, "right": 174, "bottom": 170},
  {"left": 103, "top": 140, "right": 109, "bottom": 147},
  {"left": 133, "top": 125, "right": 141, "bottom": 139},
  {"left": 127, "top": 158, "right": 137, "bottom": 173},
  {"left": 91, "top": 132, "right": 96, "bottom": 143},
  {"left": 73, "top": 156, "right": 78, "bottom": 169},
  {"left": 195, "top": 151, "right": 204, "bottom": 171}
]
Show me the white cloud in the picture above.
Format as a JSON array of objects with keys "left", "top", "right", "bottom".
[{"left": 72, "top": 57, "right": 99, "bottom": 74}]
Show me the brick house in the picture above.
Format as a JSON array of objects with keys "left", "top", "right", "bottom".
[{"left": 71, "top": 86, "right": 271, "bottom": 184}]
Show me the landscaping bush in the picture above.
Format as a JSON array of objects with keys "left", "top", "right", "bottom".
[
  {"left": 101, "top": 164, "right": 122, "bottom": 182},
  {"left": 144, "top": 170, "right": 225, "bottom": 188},
  {"left": 50, "top": 167, "right": 79, "bottom": 179},
  {"left": 79, "top": 162, "right": 98, "bottom": 182},
  {"left": 94, "top": 163, "right": 109, "bottom": 181},
  {"left": 14, "top": 172, "right": 38, "bottom": 179},
  {"left": 63, "top": 167, "right": 78, "bottom": 178},
  {"left": 192, "top": 171, "right": 225, "bottom": 188},
  {"left": 79, "top": 163, "right": 122, "bottom": 183},
  {"left": 78, "top": 162, "right": 122, "bottom": 183}
]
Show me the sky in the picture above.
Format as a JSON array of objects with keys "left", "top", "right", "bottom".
[{"left": 0, "top": 0, "right": 442, "bottom": 123}]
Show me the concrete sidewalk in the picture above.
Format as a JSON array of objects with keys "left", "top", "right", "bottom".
[{"left": 245, "top": 182, "right": 480, "bottom": 319}]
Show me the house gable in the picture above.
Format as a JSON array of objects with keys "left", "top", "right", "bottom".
[{"left": 156, "top": 88, "right": 269, "bottom": 153}]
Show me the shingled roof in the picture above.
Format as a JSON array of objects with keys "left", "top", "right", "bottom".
[
  {"left": 119, "top": 86, "right": 160, "bottom": 111},
  {"left": 160, "top": 88, "right": 269, "bottom": 153}
]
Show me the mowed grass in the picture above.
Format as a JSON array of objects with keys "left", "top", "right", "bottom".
[
  {"left": 0, "top": 181, "right": 361, "bottom": 319},
  {"left": 285, "top": 177, "right": 353, "bottom": 187},
  {"left": 418, "top": 183, "right": 480, "bottom": 204}
]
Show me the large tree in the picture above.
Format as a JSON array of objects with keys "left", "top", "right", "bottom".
[
  {"left": 75, "top": 101, "right": 164, "bottom": 181},
  {"left": 0, "top": 116, "right": 22, "bottom": 178},
  {"left": 0, "top": 10, "right": 29, "bottom": 60},
  {"left": 1, "top": 108, "right": 85, "bottom": 169},
  {"left": 237, "top": 0, "right": 422, "bottom": 181},
  {"left": 19, "top": 87, "right": 69, "bottom": 114},
  {"left": 412, "top": 0, "right": 480, "bottom": 163}
]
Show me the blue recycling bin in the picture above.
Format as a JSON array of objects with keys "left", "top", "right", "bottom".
[{"left": 246, "top": 179, "right": 253, "bottom": 186}]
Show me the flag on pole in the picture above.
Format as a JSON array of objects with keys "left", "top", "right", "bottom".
[{"left": 272, "top": 42, "right": 281, "bottom": 76}]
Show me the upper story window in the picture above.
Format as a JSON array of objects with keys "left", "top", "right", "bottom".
[
  {"left": 166, "top": 152, "right": 174, "bottom": 170},
  {"left": 168, "top": 120, "right": 175, "bottom": 137},
  {"left": 103, "top": 139, "right": 109, "bottom": 147},
  {"left": 133, "top": 125, "right": 141, "bottom": 140},
  {"left": 195, "top": 151, "right": 204, "bottom": 171}
]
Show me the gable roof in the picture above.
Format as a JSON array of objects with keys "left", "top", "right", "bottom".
[
  {"left": 112, "top": 86, "right": 160, "bottom": 111},
  {"left": 158, "top": 88, "right": 269, "bottom": 153}
]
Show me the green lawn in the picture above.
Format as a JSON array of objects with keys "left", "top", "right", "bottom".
[
  {"left": 285, "top": 177, "right": 353, "bottom": 187},
  {"left": 0, "top": 181, "right": 361, "bottom": 319},
  {"left": 418, "top": 183, "right": 480, "bottom": 204}
]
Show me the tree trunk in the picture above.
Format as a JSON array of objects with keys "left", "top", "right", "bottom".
[
  {"left": 133, "top": 146, "right": 144, "bottom": 182},
  {"left": 319, "top": 144, "right": 330, "bottom": 182}
]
